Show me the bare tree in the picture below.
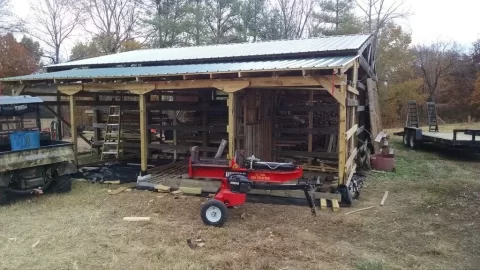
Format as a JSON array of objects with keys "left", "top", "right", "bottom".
[
  {"left": 30, "top": 0, "right": 82, "bottom": 64},
  {"left": 0, "top": 0, "right": 23, "bottom": 33},
  {"left": 80, "top": 0, "right": 142, "bottom": 53},
  {"left": 277, "top": 0, "right": 313, "bottom": 39},
  {"left": 355, "top": 0, "right": 408, "bottom": 33},
  {"left": 414, "top": 41, "right": 457, "bottom": 101}
]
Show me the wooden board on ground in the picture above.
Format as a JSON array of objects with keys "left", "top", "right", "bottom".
[
  {"left": 109, "top": 186, "right": 129, "bottom": 195},
  {"left": 103, "top": 180, "right": 120, "bottom": 185},
  {"left": 331, "top": 199, "right": 340, "bottom": 212},
  {"left": 123, "top": 217, "right": 151, "bottom": 221},
  {"left": 154, "top": 184, "right": 171, "bottom": 193},
  {"left": 320, "top": 198, "right": 327, "bottom": 210},
  {"left": 367, "top": 78, "right": 382, "bottom": 153},
  {"left": 179, "top": 186, "right": 202, "bottom": 195}
]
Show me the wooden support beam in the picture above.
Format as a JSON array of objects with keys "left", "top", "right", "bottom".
[
  {"left": 308, "top": 90, "right": 313, "bottom": 165},
  {"left": 340, "top": 58, "right": 356, "bottom": 74},
  {"left": 346, "top": 124, "right": 358, "bottom": 141},
  {"left": 352, "top": 60, "right": 359, "bottom": 90},
  {"left": 43, "top": 105, "right": 91, "bottom": 147},
  {"left": 12, "top": 85, "right": 26, "bottom": 96},
  {"left": 338, "top": 77, "right": 347, "bottom": 185},
  {"left": 345, "top": 147, "right": 358, "bottom": 173},
  {"left": 313, "top": 76, "right": 346, "bottom": 106},
  {"left": 93, "top": 94, "right": 101, "bottom": 154},
  {"left": 227, "top": 92, "right": 236, "bottom": 159},
  {"left": 345, "top": 164, "right": 357, "bottom": 188},
  {"left": 69, "top": 95, "right": 78, "bottom": 166},
  {"left": 347, "top": 86, "right": 359, "bottom": 95},
  {"left": 347, "top": 98, "right": 359, "bottom": 107},
  {"left": 139, "top": 94, "right": 148, "bottom": 173},
  {"left": 58, "top": 85, "right": 82, "bottom": 96},
  {"left": 357, "top": 82, "right": 366, "bottom": 91}
]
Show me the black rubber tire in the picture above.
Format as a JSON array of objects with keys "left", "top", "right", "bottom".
[
  {"left": 200, "top": 200, "right": 228, "bottom": 227},
  {"left": 403, "top": 132, "right": 410, "bottom": 147},
  {"left": 50, "top": 175, "right": 73, "bottom": 193},
  {"left": 408, "top": 133, "right": 417, "bottom": 149},
  {"left": 337, "top": 184, "right": 353, "bottom": 206},
  {"left": 0, "top": 187, "right": 10, "bottom": 205}
]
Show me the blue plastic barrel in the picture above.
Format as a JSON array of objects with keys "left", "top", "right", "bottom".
[{"left": 9, "top": 131, "right": 41, "bottom": 151}]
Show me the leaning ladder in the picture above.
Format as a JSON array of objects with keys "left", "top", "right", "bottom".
[
  {"left": 407, "top": 100, "right": 419, "bottom": 128},
  {"left": 101, "top": 106, "right": 122, "bottom": 160},
  {"left": 426, "top": 102, "right": 439, "bottom": 132}
]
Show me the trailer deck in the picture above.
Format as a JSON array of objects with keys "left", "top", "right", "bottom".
[{"left": 401, "top": 127, "right": 480, "bottom": 151}]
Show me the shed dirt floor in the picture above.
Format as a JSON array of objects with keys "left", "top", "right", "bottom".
[{"left": 1, "top": 136, "right": 480, "bottom": 269}]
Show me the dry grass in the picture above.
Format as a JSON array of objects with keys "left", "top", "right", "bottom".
[{"left": 1, "top": 131, "right": 480, "bottom": 269}]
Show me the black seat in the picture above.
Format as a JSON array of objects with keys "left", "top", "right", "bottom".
[{"left": 251, "top": 161, "right": 295, "bottom": 171}]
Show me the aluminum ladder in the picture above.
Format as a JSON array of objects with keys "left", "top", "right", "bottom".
[
  {"left": 426, "top": 102, "right": 439, "bottom": 132},
  {"left": 101, "top": 106, "right": 122, "bottom": 160},
  {"left": 407, "top": 100, "right": 419, "bottom": 128}
]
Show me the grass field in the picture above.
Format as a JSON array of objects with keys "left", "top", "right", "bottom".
[{"left": 1, "top": 127, "right": 480, "bottom": 269}]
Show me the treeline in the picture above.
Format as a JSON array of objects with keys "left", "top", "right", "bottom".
[{"left": 0, "top": 0, "right": 479, "bottom": 126}]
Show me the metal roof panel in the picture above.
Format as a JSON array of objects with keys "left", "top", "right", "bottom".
[
  {"left": 0, "top": 95, "right": 43, "bottom": 105},
  {"left": 48, "top": 34, "right": 370, "bottom": 68},
  {"left": 2, "top": 56, "right": 356, "bottom": 82}
]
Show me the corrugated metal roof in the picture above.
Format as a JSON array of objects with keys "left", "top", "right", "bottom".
[
  {"left": 2, "top": 56, "right": 356, "bottom": 82},
  {"left": 49, "top": 34, "right": 371, "bottom": 69},
  {"left": 0, "top": 95, "right": 43, "bottom": 105}
]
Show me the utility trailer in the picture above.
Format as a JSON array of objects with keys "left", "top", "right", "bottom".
[
  {"left": 399, "top": 100, "right": 480, "bottom": 151},
  {"left": 402, "top": 127, "right": 480, "bottom": 151},
  {"left": 0, "top": 96, "right": 77, "bottom": 204}
]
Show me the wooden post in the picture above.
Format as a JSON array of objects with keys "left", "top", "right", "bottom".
[
  {"left": 338, "top": 77, "right": 347, "bottom": 185},
  {"left": 139, "top": 94, "right": 148, "bottom": 173},
  {"left": 93, "top": 94, "right": 101, "bottom": 154},
  {"left": 69, "top": 94, "right": 78, "bottom": 166},
  {"left": 227, "top": 92, "right": 236, "bottom": 159},
  {"left": 308, "top": 90, "right": 314, "bottom": 165},
  {"left": 56, "top": 92, "right": 63, "bottom": 140}
]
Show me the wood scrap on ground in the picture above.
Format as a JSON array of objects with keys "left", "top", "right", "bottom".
[
  {"left": 380, "top": 191, "right": 389, "bottom": 206},
  {"left": 123, "top": 217, "right": 151, "bottom": 221},
  {"left": 344, "top": 206, "right": 375, "bottom": 215},
  {"left": 103, "top": 180, "right": 121, "bottom": 185},
  {"left": 154, "top": 184, "right": 171, "bottom": 193},
  {"left": 179, "top": 187, "right": 202, "bottom": 195},
  {"left": 109, "top": 186, "right": 129, "bottom": 195}
]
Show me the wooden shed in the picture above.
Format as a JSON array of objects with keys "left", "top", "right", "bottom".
[{"left": 0, "top": 34, "right": 380, "bottom": 197}]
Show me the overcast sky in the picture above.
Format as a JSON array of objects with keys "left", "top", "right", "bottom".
[{"left": 12, "top": 0, "right": 480, "bottom": 49}]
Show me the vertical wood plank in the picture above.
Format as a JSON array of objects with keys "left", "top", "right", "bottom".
[
  {"left": 338, "top": 77, "right": 347, "bottom": 185},
  {"left": 227, "top": 92, "right": 236, "bottom": 159},
  {"left": 308, "top": 90, "right": 314, "bottom": 165},
  {"left": 139, "top": 94, "right": 148, "bottom": 173},
  {"left": 69, "top": 94, "right": 78, "bottom": 166}
]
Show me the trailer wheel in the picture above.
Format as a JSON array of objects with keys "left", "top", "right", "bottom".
[
  {"left": 0, "top": 187, "right": 10, "bottom": 205},
  {"left": 201, "top": 200, "right": 228, "bottom": 227},
  {"left": 50, "top": 175, "right": 72, "bottom": 193},
  {"left": 409, "top": 134, "right": 417, "bottom": 149}
]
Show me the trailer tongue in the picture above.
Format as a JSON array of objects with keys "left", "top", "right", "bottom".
[{"left": 188, "top": 147, "right": 318, "bottom": 226}]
